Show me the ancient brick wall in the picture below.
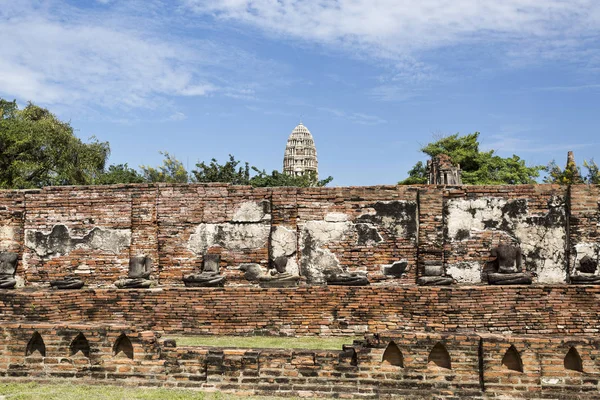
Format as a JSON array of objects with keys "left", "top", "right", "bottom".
[
  {"left": 3, "top": 183, "right": 594, "bottom": 287},
  {"left": 1, "top": 286, "right": 600, "bottom": 336},
  {"left": 1, "top": 324, "right": 599, "bottom": 399},
  {"left": 157, "top": 184, "right": 271, "bottom": 285},
  {"left": 569, "top": 185, "right": 600, "bottom": 275},
  {"left": 442, "top": 185, "right": 568, "bottom": 284}
]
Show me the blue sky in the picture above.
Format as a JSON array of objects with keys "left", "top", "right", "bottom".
[{"left": 1, "top": 0, "right": 599, "bottom": 186}]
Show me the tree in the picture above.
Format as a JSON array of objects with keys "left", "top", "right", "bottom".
[
  {"left": 544, "top": 153, "right": 599, "bottom": 184},
  {"left": 140, "top": 152, "right": 189, "bottom": 183},
  {"left": 399, "top": 133, "right": 543, "bottom": 185},
  {"left": 584, "top": 160, "right": 600, "bottom": 184},
  {"left": 96, "top": 164, "right": 145, "bottom": 185},
  {"left": 250, "top": 169, "right": 333, "bottom": 187},
  {"left": 191, "top": 154, "right": 333, "bottom": 187},
  {"left": 398, "top": 161, "right": 427, "bottom": 185},
  {"left": 0, "top": 99, "right": 109, "bottom": 189},
  {"left": 192, "top": 154, "right": 251, "bottom": 184}
]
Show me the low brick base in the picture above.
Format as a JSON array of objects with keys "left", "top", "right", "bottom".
[{"left": 1, "top": 324, "right": 599, "bottom": 399}]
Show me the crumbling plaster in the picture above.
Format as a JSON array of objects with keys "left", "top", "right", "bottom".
[{"left": 445, "top": 196, "right": 567, "bottom": 283}]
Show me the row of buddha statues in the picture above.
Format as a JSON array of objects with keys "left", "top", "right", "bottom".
[{"left": 0, "top": 244, "right": 598, "bottom": 289}]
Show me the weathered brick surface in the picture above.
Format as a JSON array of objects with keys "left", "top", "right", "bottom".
[
  {"left": 1, "top": 325, "right": 600, "bottom": 399},
  {"left": 157, "top": 184, "right": 271, "bottom": 284},
  {"left": 0, "top": 286, "right": 599, "bottom": 336},
  {"left": 296, "top": 185, "right": 418, "bottom": 283},
  {"left": 0, "top": 183, "right": 597, "bottom": 286},
  {"left": 0, "top": 183, "right": 599, "bottom": 398}
]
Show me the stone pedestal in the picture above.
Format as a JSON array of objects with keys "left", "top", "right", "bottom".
[
  {"left": 488, "top": 272, "right": 532, "bottom": 285},
  {"left": 50, "top": 277, "right": 85, "bottom": 289},
  {"left": 183, "top": 254, "right": 226, "bottom": 287},
  {"left": 417, "top": 261, "right": 453, "bottom": 286}
]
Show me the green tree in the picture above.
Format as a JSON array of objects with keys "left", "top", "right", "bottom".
[
  {"left": 584, "top": 160, "right": 600, "bottom": 184},
  {"left": 96, "top": 163, "right": 145, "bottom": 185},
  {"left": 398, "top": 161, "right": 427, "bottom": 185},
  {"left": 192, "top": 154, "right": 251, "bottom": 184},
  {"left": 191, "top": 154, "right": 333, "bottom": 187},
  {"left": 399, "top": 133, "right": 543, "bottom": 185},
  {"left": 0, "top": 99, "right": 109, "bottom": 188},
  {"left": 140, "top": 152, "right": 189, "bottom": 183},
  {"left": 544, "top": 156, "right": 599, "bottom": 185},
  {"left": 250, "top": 169, "right": 333, "bottom": 187}
]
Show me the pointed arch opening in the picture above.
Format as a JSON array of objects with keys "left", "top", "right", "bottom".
[
  {"left": 564, "top": 347, "right": 583, "bottom": 372},
  {"left": 428, "top": 342, "right": 451, "bottom": 369},
  {"left": 70, "top": 332, "right": 90, "bottom": 358},
  {"left": 25, "top": 331, "right": 46, "bottom": 357},
  {"left": 113, "top": 333, "right": 133, "bottom": 359},
  {"left": 501, "top": 345, "right": 523, "bottom": 372},
  {"left": 382, "top": 341, "right": 404, "bottom": 367}
]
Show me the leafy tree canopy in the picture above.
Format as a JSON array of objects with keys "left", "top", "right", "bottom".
[
  {"left": 140, "top": 152, "right": 189, "bottom": 183},
  {"left": 544, "top": 157, "right": 600, "bottom": 185},
  {"left": 96, "top": 164, "right": 145, "bottom": 185},
  {"left": 0, "top": 99, "right": 109, "bottom": 189},
  {"left": 399, "top": 132, "right": 543, "bottom": 185},
  {"left": 0, "top": 98, "right": 332, "bottom": 188}
]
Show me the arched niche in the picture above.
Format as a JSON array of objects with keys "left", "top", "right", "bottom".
[
  {"left": 501, "top": 345, "right": 523, "bottom": 372},
  {"left": 428, "top": 342, "right": 451, "bottom": 369},
  {"left": 113, "top": 333, "right": 133, "bottom": 359},
  {"left": 382, "top": 341, "right": 404, "bottom": 367},
  {"left": 26, "top": 331, "right": 46, "bottom": 357},
  {"left": 70, "top": 332, "right": 90, "bottom": 358},
  {"left": 564, "top": 346, "right": 583, "bottom": 372}
]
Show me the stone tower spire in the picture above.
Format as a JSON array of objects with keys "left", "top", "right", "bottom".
[{"left": 283, "top": 122, "right": 319, "bottom": 178}]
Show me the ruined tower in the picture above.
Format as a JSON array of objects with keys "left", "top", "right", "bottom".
[
  {"left": 427, "top": 154, "right": 462, "bottom": 185},
  {"left": 283, "top": 122, "right": 318, "bottom": 178}
]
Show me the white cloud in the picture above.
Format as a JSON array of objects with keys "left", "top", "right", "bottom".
[
  {"left": 185, "top": 1, "right": 599, "bottom": 55},
  {"left": 0, "top": 1, "right": 274, "bottom": 111},
  {"left": 186, "top": 0, "right": 600, "bottom": 91}
]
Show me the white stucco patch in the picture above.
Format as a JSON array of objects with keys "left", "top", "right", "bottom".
[
  {"left": 0, "top": 225, "right": 16, "bottom": 241},
  {"left": 270, "top": 225, "right": 299, "bottom": 275},
  {"left": 446, "top": 198, "right": 507, "bottom": 238},
  {"left": 301, "top": 221, "right": 353, "bottom": 247},
  {"left": 24, "top": 226, "right": 131, "bottom": 257},
  {"left": 324, "top": 213, "right": 348, "bottom": 222},
  {"left": 573, "top": 243, "right": 598, "bottom": 264},
  {"left": 446, "top": 197, "right": 567, "bottom": 284},
  {"left": 232, "top": 201, "right": 270, "bottom": 222},
  {"left": 271, "top": 226, "right": 297, "bottom": 258},
  {"left": 301, "top": 247, "right": 341, "bottom": 284},
  {"left": 446, "top": 262, "right": 481, "bottom": 283},
  {"left": 188, "top": 223, "right": 270, "bottom": 254}
]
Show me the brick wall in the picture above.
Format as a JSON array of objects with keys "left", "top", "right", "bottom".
[
  {"left": 2, "top": 183, "right": 595, "bottom": 287},
  {"left": 1, "top": 286, "right": 600, "bottom": 336},
  {"left": 2, "top": 324, "right": 599, "bottom": 399}
]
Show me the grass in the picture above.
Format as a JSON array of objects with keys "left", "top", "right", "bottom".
[
  {"left": 170, "top": 335, "right": 360, "bottom": 350},
  {"left": 0, "top": 382, "right": 330, "bottom": 400}
]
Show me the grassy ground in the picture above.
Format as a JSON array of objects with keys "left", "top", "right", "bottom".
[
  {"left": 170, "top": 335, "right": 359, "bottom": 350},
  {"left": 0, "top": 382, "right": 329, "bottom": 400}
]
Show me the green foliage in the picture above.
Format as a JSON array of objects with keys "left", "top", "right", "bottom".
[
  {"left": 545, "top": 158, "right": 599, "bottom": 184},
  {"left": 399, "top": 132, "right": 543, "bottom": 185},
  {"left": 250, "top": 169, "right": 333, "bottom": 187},
  {"left": 191, "top": 154, "right": 333, "bottom": 187},
  {"left": 96, "top": 163, "right": 145, "bottom": 185},
  {"left": 0, "top": 99, "right": 109, "bottom": 189},
  {"left": 0, "top": 382, "right": 309, "bottom": 399},
  {"left": 192, "top": 154, "right": 251, "bottom": 184},
  {"left": 140, "top": 152, "right": 189, "bottom": 183},
  {"left": 0, "top": 99, "right": 331, "bottom": 188},
  {"left": 584, "top": 160, "right": 600, "bottom": 184},
  {"left": 398, "top": 161, "right": 427, "bottom": 185}
]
